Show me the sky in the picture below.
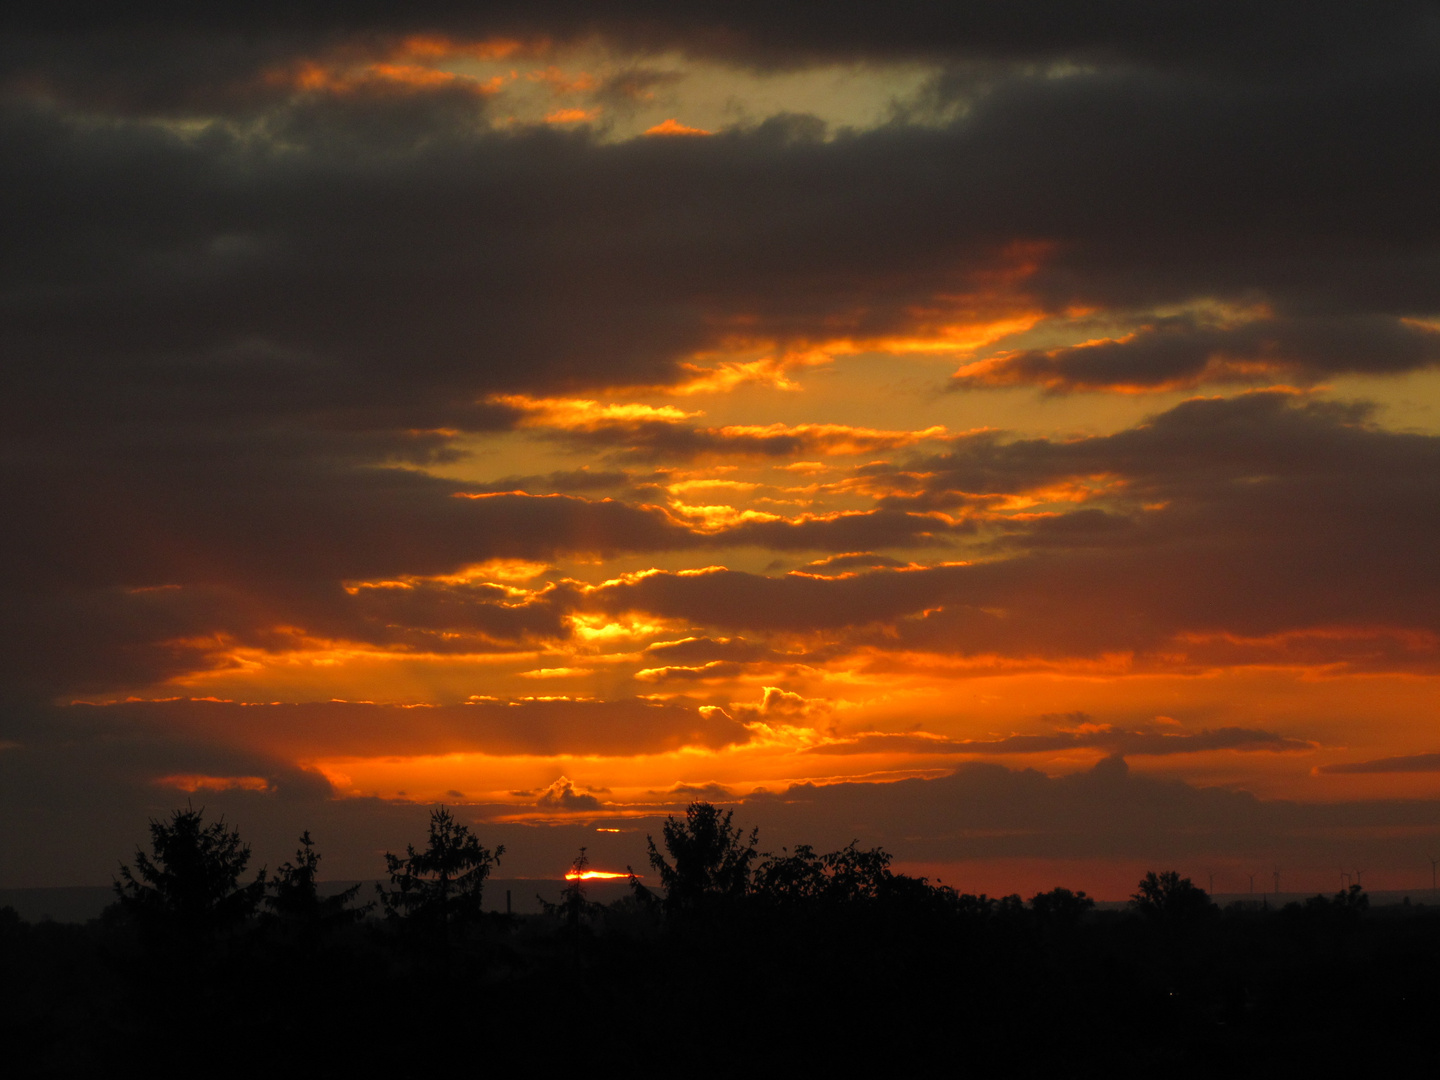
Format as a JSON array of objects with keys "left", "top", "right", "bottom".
[{"left": 3, "top": 2, "right": 1440, "bottom": 898}]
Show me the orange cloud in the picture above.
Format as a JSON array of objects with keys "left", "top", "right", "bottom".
[
  {"left": 156, "top": 773, "right": 273, "bottom": 793},
  {"left": 490, "top": 393, "right": 950, "bottom": 460},
  {"left": 266, "top": 59, "right": 498, "bottom": 97},
  {"left": 533, "top": 775, "right": 603, "bottom": 811},
  {"left": 664, "top": 356, "right": 805, "bottom": 395},
  {"left": 545, "top": 107, "right": 600, "bottom": 124},
  {"left": 810, "top": 726, "right": 1314, "bottom": 758},
  {"left": 399, "top": 36, "right": 530, "bottom": 62},
  {"left": 260, "top": 33, "right": 534, "bottom": 98},
  {"left": 644, "top": 118, "right": 714, "bottom": 137},
  {"left": 492, "top": 394, "right": 701, "bottom": 429}
]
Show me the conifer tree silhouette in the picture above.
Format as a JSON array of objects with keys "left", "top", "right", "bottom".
[
  {"left": 378, "top": 806, "right": 504, "bottom": 930},
  {"left": 268, "top": 831, "right": 369, "bottom": 934},
  {"left": 114, "top": 805, "right": 265, "bottom": 948}
]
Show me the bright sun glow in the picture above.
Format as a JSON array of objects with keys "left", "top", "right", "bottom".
[{"left": 565, "top": 870, "right": 635, "bottom": 881}]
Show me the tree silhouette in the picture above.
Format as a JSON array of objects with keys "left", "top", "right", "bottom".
[
  {"left": 267, "top": 831, "right": 369, "bottom": 935},
  {"left": 750, "top": 844, "right": 830, "bottom": 906},
  {"left": 114, "top": 805, "right": 266, "bottom": 948},
  {"left": 641, "top": 801, "right": 758, "bottom": 915},
  {"left": 1029, "top": 886, "right": 1095, "bottom": 924},
  {"left": 1130, "top": 870, "right": 1216, "bottom": 923},
  {"left": 377, "top": 806, "right": 504, "bottom": 931},
  {"left": 556, "top": 847, "right": 604, "bottom": 929},
  {"left": 752, "top": 841, "right": 896, "bottom": 908},
  {"left": 1293, "top": 882, "right": 1369, "bottom": 931}
]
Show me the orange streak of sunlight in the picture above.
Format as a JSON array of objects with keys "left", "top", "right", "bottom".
[{"left": 564, "top": 870, "right": 634, "bottom": 880}]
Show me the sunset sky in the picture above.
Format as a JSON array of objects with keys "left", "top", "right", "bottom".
[{"left": 4, "top": 2, "right": 1440, "bottom": 897}]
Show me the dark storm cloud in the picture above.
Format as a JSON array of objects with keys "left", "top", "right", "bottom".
[
  {"left": 878, "top": 389, "right": 1440, "bottom": 516},
  {"left": 642, "top": 637, "right": 784, "bottom": 665},
  {"left": 6, "top": 3, "right": 1439, "bottom": 449},
  {"left": 534, "top": 776, "right": 604, "bottom": 811},
  {"left": 3, "top": 5, "right": 1439, "bottom": 698},
  {"left": 64, "top": 696, "right": 751, "bottom": 758},
  {"left": 741, "top": 755, "right": 1440, "bottom": 865},
  {"left": 6, "top": 737, "right": 1439, "bottom": 889},
  {"left": 1317, "top": 752, "right": 1440, "bottom": 775},
  {"left": 6, "top": 3, "right": 1429, "bottom": 81},
  {"left": 0, "top": 701, "right": 645, "bottom": 885},
  {"left": 0, "top": 692, "right": 750, "bottom": 881},
  {"left": 955, "top": 315, "right": 1440, "bottom": 392},
  {"left": 0, "top": 700, "right": 337, "bottom": 885},
  {"left": 796, "top": 553, "right": 910, "bottom": 575},
  {"left": 589, "top": 564, "right": 949, "bottom": 634},
  {"left": 667, "top": 781, "right": 736, "bottom": 801},
  {"left": 813, "top": 727, "right": 1313, "bottom": 757},
  {"left": 0, "top": 477, "right": 700, "bottom": 697},
  {"left": 635, "top": 635, "right": 816, "bottom": 683},
  {"left": 340, "top": 579, "right": 575, "bottom": 650},
  {"left": 56, "top": 0, "right": 1440, "bottom": 866},
  {"left": 471, "top": 468, "right": 634, "bottom": 495},
  {"left": 718, "top": 509, "right": 961, "bottom": 552},
  {"left": 0, "top": 456, "right": 961, "bottom": 700}
]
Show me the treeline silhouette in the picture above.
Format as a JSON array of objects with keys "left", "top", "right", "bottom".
[{"left": 3, "top": 802, "right": 1437, "bottom": 1076}]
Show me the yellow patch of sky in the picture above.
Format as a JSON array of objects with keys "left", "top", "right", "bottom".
[
  {"left": 1327, "top": 368, "right": 1440, "bottom": 434},
  {"left": 432, "top": 40, "right": 942, "bottom": 141}
]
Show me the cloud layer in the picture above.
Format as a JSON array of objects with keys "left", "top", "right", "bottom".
[{"left": 3, "top": 4, "right": 1438, "bottom": 888}]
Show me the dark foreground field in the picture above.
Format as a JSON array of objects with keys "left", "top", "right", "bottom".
[
  {"left": 7, "top": 883, "right": 1440, "bottom": 1076},
  {"left": 5, "top": 805, "right": 1437, "bottom": 1076}
]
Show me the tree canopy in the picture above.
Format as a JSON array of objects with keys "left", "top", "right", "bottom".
[
  {"left": 1130, "top": 870, "right": 1216, "bottom": 924},
  {"left": 641, "top": 802, "right": 759, "bottom": 915},
  {"left": 751, "top": 842, "right": 896, "bottom": 908},
  {"left": 377, "top": 806, "right": 504, "bottom": 929},
  {"left": 113, "top": 805, "right": 266, "bottom": 946}
]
